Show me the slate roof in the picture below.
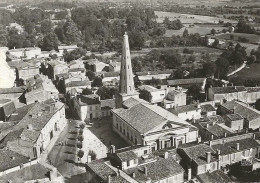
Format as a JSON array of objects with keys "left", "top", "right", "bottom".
[
  {"left": 211, "top": 138, "right": 259, "bottom": 155},
  {"left": 211, "top": 86, "right": 246, "bottom": 94},
  {"left": 0, "top": 149, "right": 29, "bottom": 172},
  {"left": 125, "top": 157, "right": 184, "bottom": 182},
  {"left": 86, "top": 159, "right": 129, "bottom": 183},
  {"left": 221, "top": 101, "right": 260, "bottom": 121},
  {"left": 167, "top": 78, "right": 206, "bottom": 86},
  {"left": 112, "top": 103, "right": 190, "bottom": 134},
  {"left": 198, "top": 170, "right": 232, "bottom": 183},
  {"left": 181, "top": 144, "right": 216, "bottom": 165}
]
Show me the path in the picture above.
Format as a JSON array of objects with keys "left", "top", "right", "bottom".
[{"left": 227, "top": 61, "right": 247, "bottom": 77}]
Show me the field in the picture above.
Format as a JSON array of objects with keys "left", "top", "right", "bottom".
[
  {"left": 215, "top": 33, "right": 260, "bottom": 44},
  {"left": 231, "top": 63, "right": 260, "bottom": 79},
  {"left": 155, "top": 11, "right": 237, "bottom": 24},
  {"left": 164, "top": 25, "right": 225, "bottom": 37}
]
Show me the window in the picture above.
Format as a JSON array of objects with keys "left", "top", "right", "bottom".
[
  {"left": 123, "top": 129, "right": 125, "bottom": 134},
  {"left": 152, "top": 147, "right": 156, "bottom": 152},
  {"left": 127, "top": 132, "right": 129, "bottom": 138},
  {"left": 135, "top": 138, "right": 137, "bottom": 144},
  {"left": 144, "top": 150, "right": 147, "bottom": 154},
  {"left": 117, "top": 124, "right": 118, "bottom": 129},
  {"left": 127, "top": 161, "right": 130, "bottom": 166},
  {"left": 129, "top": 86, "right": 131, "bottom": 91},
  {"left": 131, "top": 135, "right": 133, "bottom": 141},
  {"left": 120, "top": 126, "right": 122, "bottom": 132}
]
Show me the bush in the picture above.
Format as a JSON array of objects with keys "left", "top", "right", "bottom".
[
  {"left": 79, "top": 128, "right": 83, "bottom": 135},
  {"left": 78, "top": 150, "right": 84, "bottom": 159},
  {"left": 183, "top": 48, "right": 194, "bottom": 54},
  {"left": 80, "top": 123, "right": 86, "bottom": 129},
  {"left": 77, "top": 141, "right": 82, "bottom": 149},
  {"left": 78, "top": 135, "right": 84, "bottom": 142},
  {"left": 88, "top": 150, "right": 97, "bottom": 160}
]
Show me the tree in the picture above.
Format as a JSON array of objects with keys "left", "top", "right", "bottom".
[
  {"left": 202, "top": 62, "right": 216, "bottom": 77},
  {"left": 63, "top": 19, "right": 82, "bottom": 44},
  {"left": 183, "top": 29, "right": 189, "bottom": 38},
  {"left": 92, "top": 77, "right": 103, "bottom": 87},
  {"left": 187, "top": 84, "right": 202, "bottom": 101},
  {"left": 88, "top": 150, "right": 97, "bottom": 160},
  {"left": 255, "top": 99, "right": 260, "bottom": 111},
  {"left": 41, "top": 20, "right": 52, "bottom": 35},
  {"left": 96, "top": 87, "right": 117, "bottom": 100},
  {"left": 82, "top": 88, "right": 93, "bottom": 95},
  {"left": 41, "top": 32, "right": 59, "bottom": 51},
  {"left": 139, "top": 89, "right": 152, "bottom": 102},
  {"left": 211, "top": 28, "right": 216, "bottom": 35},
  {"left": 86, "top": 70, "right": 95, "bottom": 81},
  {"left": 77, "top": 150, "right": 84, "bottom": 160},
  {"left": 77, "top": 141, "right": 82, "bottom": 149},
  {"left": 212, "top": 39, "right": 219, "bottom": 48},
  {"left": 0, "top": 25, "right": 8, "bottom": 47},
  {"left": 78, "top": 135, "right": 84, "bottom": 142},
  {"left": 64, "top": 48, "right": 87, "bottom": 62}
]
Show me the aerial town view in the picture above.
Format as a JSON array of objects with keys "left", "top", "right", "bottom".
[{"left": 0, "top": 0, "right": 260, "bottom": 182}]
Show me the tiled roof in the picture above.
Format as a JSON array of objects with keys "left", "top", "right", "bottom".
[
  {"left": 69, "top": 68, "right": 85, "bottom": 73},
  {"left": 206, "top": 124, "right": 234, "bottom": 138},
  {"left": 136, "top": 70, "right": 174, "bottom": 76},
  {"left": 122, "top": 97, "right": 148, "bottom": 109},
  {"left": 221, "top": 101, "right": 260, "bottom": 121},
  {"left": 77, "top": 94, "right": 100, "bottom": 105},
  {"left": 201, "top": 104, "right": 216, "bottom": 113},
  {"left": 169, "top": 104, "right": 199, "bottom": 114},
  {"left": 198, "top": 170, "right": 232, "bottom": 183},
  {"left": 181, "top": 144, "right": 216, "bottom": 165},
  {"left": 138, "top": 85, "right": 164, "bottom": 92},
  {"left": 211, "top": 86, "right": 246, "bottom": 94},
  {"left": 211, "top": 138, "right": 259, "bottom": 155},
  {"left": 116, "top": 150, "right": 138, "bottom": 162},
  {"left": 102, "top": 72, "right": 120, "bottom": 78},
  {"left": 224, "top": 113, "right": 244, "bottom": 121},
  {"left": 66, "top": 80, "right": 91, "bottom": 87},
  {"left": 246, "top": 87, "right": 260, "bottom": 93},
  {"left": 0, "top": 149, "right": 29, "bottom": 172},
  {"left": 1, "top": 100, "right": 16, "bottom": 117},
  {"left": 55, "top": 73, "right": 69, "bottom": 80},
  {"left": 112, "top": 103, "right": 190, "bottom": 134},
  {"left": 167, "top": 78, "right": 206, "bottom": 86},
  {"left": 100, "top": 99, "right": 115, "bottom": 109},
  {"left": 0, "top": 87, "right": 25, "bottom": 94},
  {"left": 87, "top": 159, "right": 129, "bottom": 183},
  {"left": 8, "top": 103, "right": 35, "bottom": 122},
  {"left": 125, "top": 157, "right": 184, "bottom": 182}
]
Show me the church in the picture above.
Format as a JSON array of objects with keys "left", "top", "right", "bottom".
[{"left": 112, "top": 33, "right": 199, "bottom": 151}]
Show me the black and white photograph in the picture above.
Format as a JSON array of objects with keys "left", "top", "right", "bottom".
[{"left": 0, "top": 0, "right": 260, "bottom": 182}]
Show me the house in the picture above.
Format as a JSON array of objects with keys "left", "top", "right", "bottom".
[
  {"left": 25, "top": 75, "right": 59, "bottom": 104},
  {"left": 169, "top": 103, "right": 202, "bottom": 121},
  {"left": 71, "top": 94, "right": 115, "bottom": 121},
  {"left": 8, "top": 47, "right": 41, "bottom": 59},
  {"left": 46, "top": 60, "right": 68, "bottom": 80},
  {"left": 208, "top": 86, "right": 247, "bottom": 103},
  {"left": 218, "top": 100, "right": 260, "bottom": 130},
  {"left": 65, "top": 80, "right": 91, "bottom": 93},
  {"left": 68, "top": 68, "right": 87, "bottom": 81},
  {"left": 0, "top": 99, "right": 67, "bottom": 159},
  {"left": 68, "top": 60, "right": 85, "bottom": 69},
  {"left": 101, "top": 72, "right": 120, "bottom": 86},
  {"left": 108, "top": 60, "right": 121, "bottom": 72},
  {"left": 164, "top": 88, "right": 187, "bottom": 109},
  {"left": 0, "top": 87, "right": 25, "bottom": 107},
  {"left": 85, "top": 59, "right": 108, "bottom": 73},
  {"left": 112, "top": 101, "right": 198, "bottom": 151},
  {"left": 223, "top": 113, "right": 244, "bottom": 132},
  {"left": 138, "top": 85, "right": 166, "bottom": 104},
  {"left": 58, "top": 45, "right": 78, "bottom": 55},
  {"left": 86, "top": 145, "right": 185, "bottom": 183},
  {"left": 16, "top": 61, "right": 40, "bottom": 81},
  {"left": 167, "top": 78, "right": 206, "bottom": 91},
  {"left": 0, "top": 99, "right": 16, "bottom": 122},
  {"left": 246, "top": 87, "right": 260, "bottom": 104},
  {"left": 136, "top": 70, "right": 173, "bottom": 82}
]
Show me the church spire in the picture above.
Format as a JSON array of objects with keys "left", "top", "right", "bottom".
[{"left": 119, "top": 32, "right": 135, "bottom": 94}]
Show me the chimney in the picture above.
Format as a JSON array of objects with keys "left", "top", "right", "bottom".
[
  {"left": 217, "top": 149, "right": 221, "bottom": 156},
  {"left": 110, "top": 145, "right": 116, "bottom": 154},
  {"left": 211, "top": 134, "right": 214, "bottom": 140},
  {"left": 164, "top": 152, "right": 169, "bottom": 159},
  {"left": 107, "top": 175, "right": 111, "bottom": 183},
  {"left": 224, "top": 132, "right": 227, "bottom": 137},
  {"left": 27, "top": 124, "right": 33, "bottom": 130},
  {"left": 206, "top": 123, "right": 209, "bottom": 128},
  {"left": 188, "top": 168, "right": 192, "bottom": 180},
  {"left": 87, "top": 155, "right": 91, "bottom": 163},
  {"left": 197, "top": 136, "right": 201, "bottom": 143},
  {"left": 197, "top": 100, "right": 200, "bottom": 108},
  {"left": 236, "top": 143, "right": 240, "bottom": 150},
  {"left": 206, "top": 152, "right": 211, "bottom": 163},
  {"left": 132, "top": 172, "right": 136, "bottom": 178},
  {"left": 144, "top": 166, "right": 148, "bottom": 176},
  {"left": 253, "top": 133, "right": 256, "bottom": 139},
  {"left": 209, "top": 141, "right": 212, "bottom": 147}
]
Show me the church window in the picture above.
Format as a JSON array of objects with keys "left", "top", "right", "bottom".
[
  {"left": 124, "top": 66, "right": 126, "bottom": 69},
  {"left": 129, "top": 86, "right": 131, "bottom": 91}
]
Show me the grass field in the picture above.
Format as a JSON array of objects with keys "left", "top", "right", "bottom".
[
  {"left": 215, "top": 33, "right": 260, "bottom": 44},
  {"left": 155, "top": 11, "right": 237, "bottom": 24},
  {"left": 164, "top": 25, "right": 225, "bottom": 37},
  {"left": 231, "top": 63, "right": 260, "bottom": 79}
]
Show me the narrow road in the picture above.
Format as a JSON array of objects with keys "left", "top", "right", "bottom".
[{"left": 227, "top": 61, "right": 247, "bottom": 77}]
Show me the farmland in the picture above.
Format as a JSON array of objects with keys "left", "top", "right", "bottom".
[
  {"left": 155, "top": 11, "right": 238, "bottom": 24},
  {"left": 215, "top": 33, "right": 260, "bottom": 44}
]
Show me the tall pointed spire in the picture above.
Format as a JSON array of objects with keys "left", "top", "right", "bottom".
[
  {"left": 115, "top": 32, "right": 139, "bottom": 108},
  {"left": 119, "top": 32, "right": 135, "bottom": 95}
]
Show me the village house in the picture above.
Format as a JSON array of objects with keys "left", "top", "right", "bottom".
[
  {"left": 16, "top": 61, "right": 40, "bottom": 81},
  {"left": 0, "top": 99, "right": 16, "bottom": 122},
  {"left": 136, "top": 70, "right": 173, "bottom": 83},
  {"left": 138, "top": 85, "right": 166, "bottom": 104},
  {"left": 0, "top": 87, "right": 25, "bottom": 107},
  {"left": 164, "top": 87, "right": 187, "bottom": 109},
  {"left": 46, "top": 60, "right": 68, "bottom": 80},
  {"left": 58, "top": 45, "right": 78, "bottom": 55},
  {"left": 101, "top": 72, "right": 120, "bottom": 86},
  {"left": 25, "top": 74, "right": 59, "bottom": 104},
  {"left": 8, "top": 47, "right": 41, "bottom": 59},
  {"left": 223, "top": 113, "right": 244, "bottom": 132},
  {"left": 0, "top": 99, "right": 67, "bottom": 159},
  {"left": 246, "top": 87, "right": 260, "bottom": 104},
  {"left": 218, "top": 100, "right": 260, "bottom": 130},
  {"left": 65, "top": 80, "right": 91, "bottom": 93},
  {"left": 71, "top": 94, "right": 115, "bottom": 121},
  {"left": 169, "top": 103, "right": 202, "bottom": 121},
  {"left": 178, "top": 133, "right": 260, "bottom": 176},
  {"left": 167, "top": 78, "right": 207, "bottom": 91},
  {"left": 85, "top": 59, "right": 108, "bottom": 73},
  {"left": 208, "top": 86, "right": 247, "bottom": 103},
  {"left": 108, "top": 60, "right": 121, "bottom": 72},
  {"left": 68, "top": 68, "right": 87, "bottom": 81}
]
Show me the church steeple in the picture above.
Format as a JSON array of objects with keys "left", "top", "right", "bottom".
[
  {"left": 119, "top": 32, "right": 135, "bottom": 94},
  {"left": 115, "top": 33, "right": 139, "bottom": 108}
]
